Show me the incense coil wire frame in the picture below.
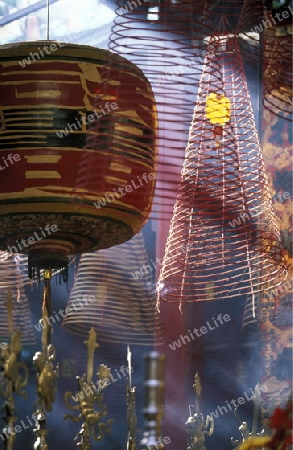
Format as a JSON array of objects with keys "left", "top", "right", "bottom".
[
  {"left": 108, "top": 0, "right": 215, "bottom": 220},
  {"left": 62, "top": 232, "right": 164, "bottom": 345},
  {"left": 263, "top": 36, "right": 293, "bottom": 122},
  {"left": 0, "top": 254, "right": 35, "bottom": 345},
  {"left": 157, "top": 35, "right": 287, "bottom": 305}
]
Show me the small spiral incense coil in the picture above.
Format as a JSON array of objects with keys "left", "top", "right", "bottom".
[
  {"left": 0, "top": 254, "right": 35, "bottom": 345},
  {"left": 63, "top": 232, "right": 164, "bottom": 345},
  {"left": 157, "top": 32, "right": 287, "bottom": 306},
  {"left": 263, "top": 36, "right": 293, "bottom": 122},
  {"left": 108, "top": 0, "right": 215, "bottom": 221},
  {"left": 235, "top": 0, "right": 265, "bottom": 62},
  {"left": 237, "top": 3, "right": 293, "bottom": 120},
  {"left": 0, "top": 290, "right": 35, "bottom": 346}
]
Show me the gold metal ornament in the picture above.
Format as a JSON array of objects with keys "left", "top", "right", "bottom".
[
  {"left": 231, "top": 386, "right": 271, "bottom": 449},
  {"left": 64, "top": 328, "right": 113, "bottom": 449},
  {"left": 126, "top": 345, "right": 137, "bottom": 450},
  {"left": 0, "top": 289, "right": 28, "bottom": 450},
  {"left": 185, "top": 373, "right": 214, "bottom": 450},
  {"left": 32, "top": 270, "right": 59, "bottom": 449}
]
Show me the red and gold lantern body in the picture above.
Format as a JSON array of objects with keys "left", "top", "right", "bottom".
[{"left": 0, "top": 42, "right": 157, "bottom": 272}]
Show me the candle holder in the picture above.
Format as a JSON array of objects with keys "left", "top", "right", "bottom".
[
  {"left": 33, "top": 412, "right": 49, "bottom": 450},
  {"left": 126, "top": 345, "right": 137, "bottom": 450},
  {"left": 185, "top": 374, "right": 214, "bottom": 450},
  {"left": 64, "top": 328, "right": 113, "bottom": 449},
  {"left": 140, "top": 352, "right": 166, "bottom": 450}
]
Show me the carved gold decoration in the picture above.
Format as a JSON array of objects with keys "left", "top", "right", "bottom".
[
  {"left": 64, "top": 328, "right": 113, "bottom": 449},
  {"left": 231, "top": 386, "right": 271, "bottom": 449},
  {"left": 127, "top": 345, "right": 137, "bottom": 450},
  {"left": 32, "top": 271, "right": 58, "bottom": 450},
  {"left": 185, "top": 374, "right": 214, "bottom": 450},
  {"left": 0, "top": 290, "right": 28, "bottom": 450}
]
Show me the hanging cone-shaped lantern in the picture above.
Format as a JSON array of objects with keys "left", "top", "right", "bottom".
[
  {"left": 157, "top": 27, "right": 287, "bottom": 306},
  {"left": 62, "top": 231, "right": 164, "bottom": 345},
  {"left": 0, "top": 254, "right": 35, "bottom": 345},
  {"left": 0, "top": 42, "right": 157, "bottom": 278}
]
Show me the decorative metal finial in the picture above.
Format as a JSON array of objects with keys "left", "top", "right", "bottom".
[
  {"left": 33, "top": 412, "right": 49, "bottom": 450},
  {"left": 64, "top": 328, "right": 113, "bottom": 449},
  {"left": 126, "top": 344, "right": 137, "bottom": 450},
  {"left": 185, "top": 373, "right": 214, "bottom": 450},
  {"left": 85, "top": 328, "right": 99, "bottom": 384},
  {"left": 33, "top": 270, "right": 58, "bottom": 450}
]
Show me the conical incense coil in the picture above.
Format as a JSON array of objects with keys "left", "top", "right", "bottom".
[
  {"left": 109, "top": 0, "right": 214, "bottom": 221},
  {"left": 235, "top": 0, "right": 265, "bottom": 62},
  {"left": 157, "top": 35, "right": 287, "bottom": 305},
  {"left": 63, "top": 232, "right": 164, "bottom": 345},
  {"left": 0, "top": 252, "right": 28, "bottom": 290},
  {"left": 263, "top": 36, "right": 293, "bottom": 122},
  {"left": 235, "top": 1, "right": 291, "bottom": 63},
  {"left": 0, "top": 254, "right": 35, "bottom": 345}
]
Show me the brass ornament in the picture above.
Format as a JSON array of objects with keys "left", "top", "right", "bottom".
[
  {"left": 185, "top": 374, "right": 214, "bottom": 450},
  {"left": 33, "top": 271, "right": 58, "bottom": 449},
  {"left": 126, "top": 345, "right": 137, "bottom": 450},
  {"left": 0, "top": 289, "right": 28, "bottom": 450},
  {"left": 64, "top": 328, "right": 113, "bottom": 449}
]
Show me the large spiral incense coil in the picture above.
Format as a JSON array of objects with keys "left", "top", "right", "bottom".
[
  {"left": 263, "top": 36, "right": 293, "bottom": 122},
  {"left": 157, "top": 34, "right": 287, "bottom": 306},
  {"left": 108, "top": 0, "right": 214, "bottom": 221},
  {"left": 62, "top": 232, "right": 164, "bottom": 345}
]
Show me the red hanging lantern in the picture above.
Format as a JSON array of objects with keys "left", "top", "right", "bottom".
[{"left": 0, "top": 42, "right": 157, "bottom": 278}]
